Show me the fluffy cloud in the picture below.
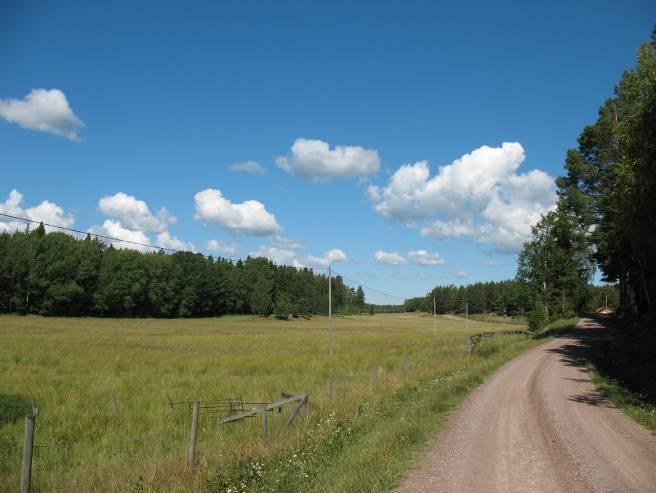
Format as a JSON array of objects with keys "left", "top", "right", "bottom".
[
  {"left": 419, "top": 218, "right": 476, "bottom": 240},
  {"left": 0, "top": 89, "right": 84, "bottom": 141},
  {"left": 0, "top": 189, "right": 74, "bottom": 233},
  {"left": 250, "top": 246, "right": 305, "bottom": 268},
  {"left": 249, "top": 246, "right": 347, "bottom": 268},
  {"left": 306, "top": 249, "right": 348, "bottom": 267},
  {"left": 207, "top": 239, "right": 239, "bottom": 256},
  {"left": 374, "top": 250, "right": 407, "bottom": 265},
  {"left": 156, "top": 231, "right": 195, "bottom": 252},
  {"left": 485, "top": 259, "right": 501, "bottom": 267},
  {"left": 98, "top": 192, "right": 173, "bottom": 233},
  {"left": 408, "top": 249, "right": 445, "bottom": 265},
  {"left": 88, "top": 219, "right": 152, "bottom": 252},
  {"left": 229, "top": 161, "right": 266, "bottom": 176},
  {"left": 369, "top": 142, "right": 557, "bottom": 253},
  {"left": 455, "top": 270, "right": 468, "bottom": 279},
  {"left": 194, "top": 188, "right": 282, "bottom": 235},
  {"left": 276, "top": 138, "right": 380, "bottom": 181},
  {"left": 89, "top": 193, "right": 192, "bottom": 252},
  {"left": 271, "top": 235, "right": 305, "bottom": 250},
  {"left": 374, "top": 248, "right": 445, "bottom": 265}
]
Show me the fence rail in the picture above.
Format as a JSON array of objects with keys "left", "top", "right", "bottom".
[{"left": 467, "top": 329, "right": 528, "bottom": 354}]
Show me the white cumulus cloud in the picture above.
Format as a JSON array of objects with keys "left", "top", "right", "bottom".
[
  {"left": 89, "top": 193, "right": 193, "bottom": 252},
  {"left": 194, "top": 188, "right": 282, "bottom": 235},
  {"left": 374, "top": 250, "right": 407, "bottom": 265},
  {"left": 408, "top": 249, "right": 445, "bottom": 265},
  {"left": 271, "top": 235, "right": 305, "bottom": 250},
  {"left": 98, "top": 192, "right": 173, "bottom": 233},
  {"left": 207, "top": 239, "right": 239, "bottom": 256},
  {"left": 455, "top": 270, "right": 468, "bottom": 279},
  {"left": 0, "top": 189, "right": 74, "bottom": 233},
  {"left": 229, "top": 161, "right": 266, "bottom": 176},
  {"left": 156, "top": 231, "right": 195, "bottom": 252},
  {"left": 250, "top": 246, "right": 305, "bottom": 268},
  {"left": 276, "top": 138, "right": 380, "bottom": 181},
  {"left": 419, "top": 218, "right": 476, "bottom": 239},
  {"left": 0, "top": 89, "right": 84, "bottom": 141},
  {"left": 87, "top": 219, "right": 152, "bottom": 252},
  {"left": 369, "top": 142, "right": 557, "bottom": 253},
  {"left": 306, "top": 249, "right": 348, "bottom": 267}
]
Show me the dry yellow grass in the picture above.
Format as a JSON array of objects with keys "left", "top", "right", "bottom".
[{"left": 0, "top": 313, "right": 532, "bottom": 492}]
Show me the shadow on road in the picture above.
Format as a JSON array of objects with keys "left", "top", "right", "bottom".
[{"left": 543, "top": 317, "right": 618, "bottom": 408}]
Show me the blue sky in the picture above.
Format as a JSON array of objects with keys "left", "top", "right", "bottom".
[{"left": 1, "top": 1, "right": 653, "bottom": 303}]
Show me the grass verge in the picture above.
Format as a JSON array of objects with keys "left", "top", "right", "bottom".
[{"left": 587, "top": 363, "right": 656, "bottom": 432}]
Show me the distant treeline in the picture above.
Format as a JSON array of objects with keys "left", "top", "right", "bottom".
[
  {"left": 405, "top": 281, "right": 618, "bottom": 318},
  {"left": 0, "top": 225, "right": 366, "bottom": 317}
]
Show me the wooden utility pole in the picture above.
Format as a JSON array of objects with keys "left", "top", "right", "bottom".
[
  {"left": 433, "top": 297, "right": 437, "bottom": 335},
  {"left": 465, "top": 301, "right": 469, "bottom": 320},
  {"left": 328, "top": 265, "right": 333, "bottom": 355}
]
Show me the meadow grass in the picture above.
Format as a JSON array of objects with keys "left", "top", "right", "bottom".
[{"left": 0, "top": 313, "right": 539, "bottom": 492}]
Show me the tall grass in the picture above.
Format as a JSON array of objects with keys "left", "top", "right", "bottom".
[{"left": 0, "top": 313, "right": 537, "bottom": 492}]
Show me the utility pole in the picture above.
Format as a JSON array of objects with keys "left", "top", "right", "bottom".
[
  {"left": 543, "top": 257, "right": 549, "bottom": 318},
  {"left": 433, "top": 297, "right": 437, "bottom": 335},
  {"left": 465, "top": 301, "right": 469, "bottom": 320},
  {"left": 328, "top": 265, "right": 333, "bottom": 355}
]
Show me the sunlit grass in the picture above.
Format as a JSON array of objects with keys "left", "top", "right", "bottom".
[{"left": 0, "top": 313, "right": 535, "bottom": 492}]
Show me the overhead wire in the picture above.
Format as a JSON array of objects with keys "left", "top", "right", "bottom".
[{"left": 0, "top": 212, "right": 405, "bottom": 301}]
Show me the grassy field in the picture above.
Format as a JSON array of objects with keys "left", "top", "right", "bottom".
[{"left": 0, "top": 313, "right": 540, "bottom": 492}]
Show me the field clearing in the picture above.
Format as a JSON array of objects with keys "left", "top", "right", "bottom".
[{"left": 0, "top": 313, "right": 537, "bottom": 492}]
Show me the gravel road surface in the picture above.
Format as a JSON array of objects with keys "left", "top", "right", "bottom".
[{"left": 397, "top": 318, "right": 656, "bottom": 492}]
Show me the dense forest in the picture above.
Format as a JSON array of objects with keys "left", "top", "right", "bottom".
[
  {"left": 405, "top": 281, "right": 617, "bottom": 319},
  {"left": 517, "top": 29, "right": 655, "bottom": 327},
  {"left": 514, "top": 29, "right": 656, "bottom": 397},
  {"left": 0, "top": 224, "right": 366, "bottom": 318}
]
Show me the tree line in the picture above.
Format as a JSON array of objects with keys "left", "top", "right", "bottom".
[
  {"left": 0, "top": 224, "right": 366, "bottom": 318},
  {"left": 517, "top": 28, "right": 655, "bottom": 328}
]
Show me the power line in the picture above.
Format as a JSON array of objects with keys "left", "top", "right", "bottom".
[
  {"left": 333, "top": 270, "right": 406, "bottom": 302},
  {"left": 0, "top": 211, "right": 332, "bottom": 270},
  {"left": 0, "top": 212, "right": 252, "bottom": 262},
  {"left": 0, "top": 214, "right": 402, "bottom": 298}
]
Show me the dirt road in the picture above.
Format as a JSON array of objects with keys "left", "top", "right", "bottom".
[{"left": 398, "top": 318, "right": 656, "bottom": 492}]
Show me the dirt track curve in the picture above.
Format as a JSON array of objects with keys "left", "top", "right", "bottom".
[{"left": 398, "top": 318, "right": 656, "bottom": 493}]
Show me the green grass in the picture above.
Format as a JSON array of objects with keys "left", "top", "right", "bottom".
[
  {"left": 0, "top": 313, "right": 539, "bottom": 492},
  {"left": 533, "top": 317, "right": 580, "bottom": 338},
  {"left": 587, "top": 364, "right": 656, "bottom": 432}
]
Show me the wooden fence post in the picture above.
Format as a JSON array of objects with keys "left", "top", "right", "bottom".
[
  {"left": 328, "top": 370, "right": 334, "bottom": 402},
  {"left": 260, "top": 405, "right": 267, "bottom": 438},
  {"left": 467, "top": 336, "right": 472, "bottom": 354},
  {"left": 112, "top": 393, "right": 119, "bottom": 414},
  {"left": 19, "top": 414, "right": 35, "bottom": 493},
  {"left": 187, "top": 400, "right": 200, "bottom": 468}
]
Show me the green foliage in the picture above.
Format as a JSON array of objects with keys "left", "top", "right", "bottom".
[
  {"left": 0, "top": 230, "right": 364, "bottom": 317},
  {"left": 516, "top": 209, "right": 595, "bottom": 322},
  {"left": 405, "top": 279, "right": 530, "bottom": 317},
  {"left": 0, "top": 394, "right": 31, "bottom": 425},
  {"left": 527, "top": 302, "right": 549, "bottom": 331},
  {"left": 556, "top": 28, "right": 656, "bottom": 318}
]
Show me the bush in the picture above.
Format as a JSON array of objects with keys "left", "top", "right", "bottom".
[{"left": 527, "top": 302, "right": 549, "bottom": 331}]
